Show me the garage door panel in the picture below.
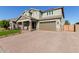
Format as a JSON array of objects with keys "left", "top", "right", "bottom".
[{"left": 39, "top": 21, "right": 56, "bottom": 31}]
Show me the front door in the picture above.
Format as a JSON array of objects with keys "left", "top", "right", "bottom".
[{"left": 32, "top": 21, "right": 37, "bottom": 30}]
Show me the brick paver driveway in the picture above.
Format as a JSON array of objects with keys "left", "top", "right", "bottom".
[{"left": 0, "top": 31, "right": 79, "bottom": 53}]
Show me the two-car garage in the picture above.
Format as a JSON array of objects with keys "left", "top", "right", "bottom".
[{"left": 39, "top": 21, "right": 56, "bottom": 31}]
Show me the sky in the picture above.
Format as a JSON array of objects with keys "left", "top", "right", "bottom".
[{"left": 0, "top": 6, "right": 79, "bottom": 24}]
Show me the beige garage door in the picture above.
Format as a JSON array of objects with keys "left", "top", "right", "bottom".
[{"left": 39, "top": 21, "right": 56, "bottom": 31}]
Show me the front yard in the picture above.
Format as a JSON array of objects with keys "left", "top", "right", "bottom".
[
  {"left": 0, "top": 29, "right": 21, "bottom": 36},
  {"left": 0, "top": 31, "right": 79, "bottom": 52}
]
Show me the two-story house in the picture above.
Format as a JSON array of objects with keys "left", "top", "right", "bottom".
[{"left": 10, "top": 7, "right": 64, "bottom": 31}]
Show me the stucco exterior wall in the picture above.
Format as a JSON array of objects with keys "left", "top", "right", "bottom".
[
  {"left": 42, "top": 9, "right": 63, "bottom": 19},
  {"left": 56, "top": 19, "right": 61, "bottom": 31},
  {"left": 53, "top": 9, "right": 62, "bottom": 16},
  {"left": 31, "top": 11, "right": 41, "bottom": 19}
]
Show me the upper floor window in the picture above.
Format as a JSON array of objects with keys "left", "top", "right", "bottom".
[
  {"left": 51, "top": 10, "right": 53, "bottom": 14},
  {"left": 49, "top": 11, "right": 51, "bottom": 15},
  {"left": 30, "top": 12, "right": 32, "bottom": 16},
  {"left": 47, "top": 10, "right": 53, "bottom": 15},
  {"left": 47, "top": 12, "right": 48, "bottom": 15}
]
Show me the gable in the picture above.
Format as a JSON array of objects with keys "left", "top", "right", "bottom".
[
  {"left": 19, "top": 16, "right": 27, "bottom": 20},
  {"left": 16, "top": 7, "right": 64, "bottom": 21}
]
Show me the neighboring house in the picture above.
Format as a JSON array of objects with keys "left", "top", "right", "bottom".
[
  {"left": 9, "top": 18, "right": 18, "bottom": 29},
  {"left": 10, "top": 7, "right": 65, "bottom": 31}
]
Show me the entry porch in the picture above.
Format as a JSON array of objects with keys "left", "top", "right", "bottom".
[{"left": 17, "top": 19, "right": 39, "bottom": 31}]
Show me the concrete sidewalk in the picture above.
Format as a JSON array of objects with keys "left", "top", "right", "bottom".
[{"left": 0, "top": 31, "right": 79, "bottom": 53}]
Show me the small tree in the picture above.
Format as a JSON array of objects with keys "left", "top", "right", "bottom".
[
  {"left": 64, "top": 20, "right": 70, "bottom": 25},
  {"left": 0, "top": 20, "right": 9, "bottom": 29}
]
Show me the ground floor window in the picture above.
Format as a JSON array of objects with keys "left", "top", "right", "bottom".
[
  {"left": 23, "top": 21, "right": 29, "bottom": 26},
  {"left": 18, "top": 22, "right": 22, "bottom": 25}
]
